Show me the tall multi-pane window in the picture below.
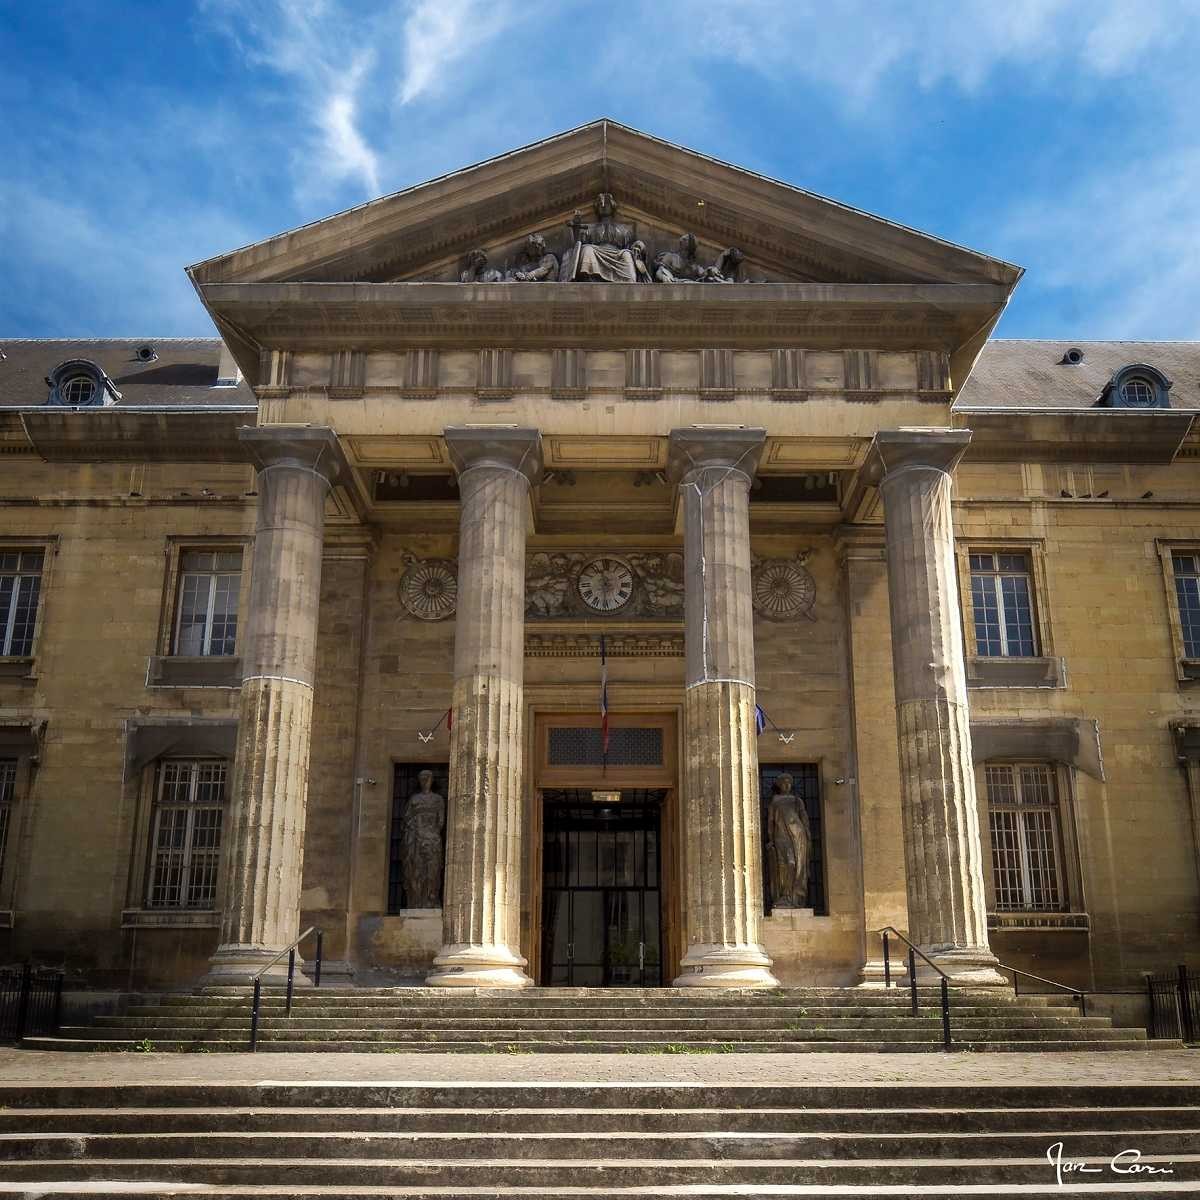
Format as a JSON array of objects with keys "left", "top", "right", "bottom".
[
  {"left": 0, "top": 550, "right": 44, "bottom": 657},
  {"left": 969, "top": 551, "right": 1038, "bottom": 657},
  {"left": 146, "top": 760, "right": 227, "bottom": 908},
  {"left": 173, "top": 550, "right": 241, "bottom": 656},
  {"left": 984, "top": 763, "right": 1063, "bottom": 911},
  {"left": 0, "top": 759, "right": 16, "bottom": 887},
  {"left": 1172, "top": 553, "right": 1200, "bottom": 658}
]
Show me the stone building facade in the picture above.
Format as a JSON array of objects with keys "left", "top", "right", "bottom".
[{"left": 1, "top": 121, "right": 1198, "bottom": 992}]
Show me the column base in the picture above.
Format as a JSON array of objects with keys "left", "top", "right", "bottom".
[
  {"left": 673, "top": 943, "right": 779, "bottom": 989},
  {"left": 426, "top": 942, "right": 533, "bottom": 989},
  {"left": 923, "top": 946, "right": 1009, "bottom": 988},
  {"left": 858, "top": 957, "right": 908, "bottom": 988},
  {"left": 201, "top": 944, "right": 312, "bottom": 987}
]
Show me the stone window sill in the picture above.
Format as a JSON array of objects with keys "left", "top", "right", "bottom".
[
  {"left": 121, "top": 908, "right": 220, "bottom": 930},
  {"left": 146, "top": 655, "right": 242, "bottom": 689},
  {"left": 987, "top": 911, "right": 1089, "bottom": 932},
  {"left": 966, "top": 655, "right": 1065, "bottom": 689},
  {"left": 0, "top": 657, "right": 35, "bottom": 683},
  {"left": 1178, "top": 658, "right": 1200, "bottom": 683}
]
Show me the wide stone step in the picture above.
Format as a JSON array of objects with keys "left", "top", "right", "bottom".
[
  {"left": 5, "top": 1103, "right": 1197, "bottom": 1135},
  {"left": 0, "top": 1154, "right": 1195, "bottom": 1186},
  {"left": 5, "top": 1128, "right": 1199, "bottom": 1162},
  {"left": 9, "top": 1189, "right": 1200, "bottom": 1200},
  {"left": 93, "top": 1012, "right": 1123, "bottom": 1031},
  {"left": 65, "top": 1023, "right": 1146, "bottom": 1044},
  {"left": 22, "top": 1035, "right": 1165, "bottom": 1053}
]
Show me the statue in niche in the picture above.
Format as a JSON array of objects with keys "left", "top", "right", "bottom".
[
  {"left": 400, "top": 769, "right": 445, "bottom": 908},
  {"left": 765, "top": 772, "right": 811, "bottom": 909},
  {"left": 506, "top": 233, "right": 559, "bottom": 282},
  {"left": 460, "top": 248, "right": 503, "bottom": 283},
  {"left": 561, "top": 193, "right": 640, "bottom": 282}
]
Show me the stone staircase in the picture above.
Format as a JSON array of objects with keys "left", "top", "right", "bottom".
[
  {"left": 0, "top": 1079, "right": 1196, "bottom": 1196},
  {"left": 26, "top": 986, "right": 1168, "bottom": 1052}
]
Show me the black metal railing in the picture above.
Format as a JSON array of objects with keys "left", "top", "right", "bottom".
[
  {"left": 0, "top": 963, "right": 64, "bottom": 1041},
  {"left": 876, "top": 927, "right": 954, "bottom": 1050},
  {"left": 997, "top": 962, "right": 1087, "bottom": 1016},
  {"left": 248, "top": 927, "right": 322, "bottom": 1051},
  {"left": 1147, "top": 965, "right": 1200, "bottom": 1041}
]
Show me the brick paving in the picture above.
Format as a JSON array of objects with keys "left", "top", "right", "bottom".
[{"left": 1, "top": 1047, "right": 1196, "bottom": 1086}]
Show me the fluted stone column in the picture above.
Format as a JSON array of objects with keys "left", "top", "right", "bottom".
[
  {"left": 873, "top": 428, "right": 1005, "bottom": 986},
  {"left": 206, "top": 426, "right": 346, "bottom": 983},
  {"left": 670, "top": 428, "right": 778, "bottom": 989},
  {"left": 427, "top": 427, "right": 541, "bottom": 988}
]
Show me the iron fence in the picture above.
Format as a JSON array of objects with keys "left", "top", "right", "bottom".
[
  {"left": 0, "top": 963, "right": 64, "bottom": 1041},
  {"left": 1147, "top": 965, "right": 1200, "bottom": 1041}
]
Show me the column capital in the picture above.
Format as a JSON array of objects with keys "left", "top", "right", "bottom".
[
  {"left": 866, "top": 427, "right": 971, "bottom": 485},
  {"left": 667, "top": 426, "right": 766, "bottom": 486},
  {"left": 444, "top": 426, "right": 542, "bottom": 485},
  {"left": 238, "top": 425, "right": 348, "bottom": 486}
]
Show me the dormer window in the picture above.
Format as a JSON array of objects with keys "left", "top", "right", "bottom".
[
  {"left": 1100, "top": 363, "right": 1172, "bottom": 409},
  {"left": 60, "top": 375, "right": 96, "bottom": 405},
  {"left": 45, "top": 359, "right": 121, "bottom": 407},
  {"left": 1120, "top": 376, "right": 1156, "bottom": 407}
]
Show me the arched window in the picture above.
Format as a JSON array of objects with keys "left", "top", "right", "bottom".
[
  {"left": 45, "top": 360, "right": 119, "bottom": 407},
  {"left": 1101, "top": 364, "right": 1172, "bottom": 409},
  {"left": 59, "top": 374, "right": 96, "bottom": 405}
]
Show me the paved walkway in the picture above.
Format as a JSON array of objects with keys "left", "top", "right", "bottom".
[{"left": 1, "top": 1048, "right": 1197, "bottom": 1086}]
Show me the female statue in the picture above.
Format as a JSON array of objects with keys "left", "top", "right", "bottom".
[
  {"left": 400, "top": 769, "right": 446, "bottom": 908},
  {"left": 765, "top": 772, "right": 811, "bottom": 908}
]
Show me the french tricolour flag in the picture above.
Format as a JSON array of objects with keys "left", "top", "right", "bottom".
[{"left": 600, "top": 635, "right": 609, "bottom": 757}]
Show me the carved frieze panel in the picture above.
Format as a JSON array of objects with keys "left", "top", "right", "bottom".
[{"left": 526, "top": 551, "right": 683, "bottom": 620}]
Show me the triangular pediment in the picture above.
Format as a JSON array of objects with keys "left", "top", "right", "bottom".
[{"left": 189, "top": 120, "right": 1020, "bottom": 290}]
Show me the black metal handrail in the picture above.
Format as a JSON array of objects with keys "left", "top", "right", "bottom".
[
  {"left": 997, "top": 962, "right": 1087, "bottom": 1015},
  {"left": 875, "top": 927, "right": 953, "bottom": 1050},
  {"left": 248, "top": 927, "right": 322, "bottom": 1051}
]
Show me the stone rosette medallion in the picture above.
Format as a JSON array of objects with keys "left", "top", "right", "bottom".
[
  {"left": 399, "top": 557, "right": 458, "bottom": 621},
  {"left": 751, "top": 555, "right": 816, "bottom": 622}
]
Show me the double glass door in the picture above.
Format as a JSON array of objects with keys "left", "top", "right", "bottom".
[{"left": 541, "top": 789, "right": 664, "bottom": 987}]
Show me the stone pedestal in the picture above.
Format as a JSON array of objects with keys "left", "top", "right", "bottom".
[
  {"left": 205, "top": 427, "right": 345, "bottom": 984},
  {"left": 427, "top": 427, "right": 541, "bottom": 988},
  {"left": 873, "top": 429, "right": 1005, "bottom": 987},
  {"left": 669, "top": 428, "right": 778, "bottom": 989}
]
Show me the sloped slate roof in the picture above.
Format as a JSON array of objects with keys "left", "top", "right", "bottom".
[
  {"left": 956, "top": 340, "right": 1200, "bottom": 411},
  {"left": 0, "top": 339, "right": 255, "bottom": 408}
]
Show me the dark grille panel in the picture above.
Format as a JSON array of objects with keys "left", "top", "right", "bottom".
[{"left": 548, "top": 726, "right": 663, "bottom": 767}]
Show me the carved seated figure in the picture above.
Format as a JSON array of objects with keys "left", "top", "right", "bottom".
[
  {"left": 506, "top": 234, "right": 559, "bottom": 282},
  {"left": 653, "top": 233, "right": 708, "bottom": 282},
  {"left": 561, "top": 193, "right": 640, "bottom": 283},
  {"left": 459, "top": 248, "right": 503, "bottom": 283}
]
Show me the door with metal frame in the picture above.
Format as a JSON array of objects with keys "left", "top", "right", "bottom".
[{"left": 541, "top": 789, "right": 664, "bottom": 987}]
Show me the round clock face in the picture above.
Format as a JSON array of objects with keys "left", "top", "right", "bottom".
[{"left": 577, "top": 557, "right": 635, "bottom": 612}]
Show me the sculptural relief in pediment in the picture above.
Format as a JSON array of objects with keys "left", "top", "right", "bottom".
[{"left": 387, "top": 193, "right": 783, "bottom": 286}]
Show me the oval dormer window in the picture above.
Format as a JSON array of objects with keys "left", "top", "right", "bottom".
[
  {"left": 60, "top": 374, "right": 97, "bottom": 405},
  {"left": 1119, "top": 376, "right": 1157, "bottom": 407}
]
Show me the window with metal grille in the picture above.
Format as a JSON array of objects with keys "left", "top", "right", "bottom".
[
  {"left": 0, "top": 759, "right": 15, "bottom": 888},
  {"left": 1173, "top": 552, "right": 1200, "bottom": 658},
  {"left": 146, "top": 760, "right": 227, "bottom": 908},
  {"left": 173, "top": 550, "right": 241, "bottom": 656},
  {"left": 547, "top": 727, "right": 664, "bottom": 767},
  {"left": 760, "top": 763, "right": 826, "bottom": 916},
  {"left": 388, "top": 764, "right": 449, "bottom": 913},
  {"left": 984, "top": 763, "right": 1064, "bottom": 911},
  {"left": 969, "top": 551, "right": 1038, "bottom": 657},
  {"left": 0, "top": 550, "right": 43, "bottom": 657}
]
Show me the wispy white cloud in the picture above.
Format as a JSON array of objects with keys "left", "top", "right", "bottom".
[{"left": 398, "top": 0, "right": 520, "bottom": 105}]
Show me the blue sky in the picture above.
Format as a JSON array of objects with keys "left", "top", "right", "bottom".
[{"left": 3, "top": 0, "right": 1198, "bottom": 340}]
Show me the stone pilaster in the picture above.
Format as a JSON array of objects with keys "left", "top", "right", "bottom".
[
  {"left": 206, "top": 426, "right": 347, "bottom": 983},
  {"left": 427, "top": 427, "right": 541, "bottom": 988},
  {"left": 872, "top": 428, "right": 1004, "bottom": 986},
  {"left": 669, "top": 427, "right": 778, "bottom": 988}
]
